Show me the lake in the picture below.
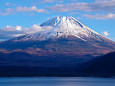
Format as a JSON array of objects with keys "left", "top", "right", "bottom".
[{"left": 0, "top": 77, "right": 115, "bottom": 86}]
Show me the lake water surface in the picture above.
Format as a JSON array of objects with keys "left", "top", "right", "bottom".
[{"left": 0, "top": 77, "right": 115, "bottom": 86}]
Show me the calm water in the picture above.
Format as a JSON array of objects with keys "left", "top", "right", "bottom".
[{"left": 0, "top": 77, "right": 115, "bottom": 86}]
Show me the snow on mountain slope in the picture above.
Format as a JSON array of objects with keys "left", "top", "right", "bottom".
[
  {"left": 0, "top": 16, "right": 115, "bottom": 56},
  {"left": 13, "top": 16, "right": 104, "bottom": 42}
]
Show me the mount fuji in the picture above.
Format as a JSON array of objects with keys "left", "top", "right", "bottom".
[
  {"left": 12, "top": 16, "right": 110, "bottom": 42},
  {"left": 0, "top": 16, "right": 115, "bottom": 56}
]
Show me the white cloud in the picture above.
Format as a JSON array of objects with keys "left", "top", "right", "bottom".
[
  {"left": 95, "top": 0, "right": 115, "bottom": 3},
  {"left": 50, "top": 3, "right": 90, "bottom": 12},
  {"left": 15, "top": 6, "right": 48, "bottom": 13},
  {"left": 0, "top": 24, "right": 67, "bottom": 40},
  {"left": 49, "top": 0, "right": 115, "bottom": 12},
  {"left": 83, "top": 13, "right": 115, "bottom": 19},
  {"left": 103, "top": 31, "right": 109, "bottom": 36},
  {"left": 0, "top": 6, "right": 49, "bottom": 16},
  {"left": 26, "top": 24, "right": 43, "bottom": 34},
  {"left": 0, "top": 28, "right": 24, "bottom": 40},
  {"left": 16, "top": 26, "right": 22, "bottom": 31},
  {"left": 39, "top": 0, "right": 63, "bottom": 3},
  {"left": 2, "top": 25, "right": 17, "bottom": 31},
  {"left": 0, "top": 24, "right": 45, "bottom": 40},
  {"left": 39, "top": 0, "right": 58, "bottom": 3},
  {"left": 0, "top": 24, "right": 112, "bottom": 41}
]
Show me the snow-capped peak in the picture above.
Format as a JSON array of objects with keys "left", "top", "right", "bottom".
[
  {"left": 40, "top": 16, "right": 84, "bottom": 28},
  {"left": 13, "top": 16, "right": 102, "bottom": 41}
]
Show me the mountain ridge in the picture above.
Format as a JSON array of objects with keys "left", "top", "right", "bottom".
[
  {"left": 77, "top": 51, "right": 115, "bottom": 77},
  {"left": 0, "top": 16, "right": 114, "bottom": 77},
  {"left": 13, "top": 16, "right": 103, "bottom": 42},
  {"left": 0, "top": 16, "right": 115, "bottom": 56}
]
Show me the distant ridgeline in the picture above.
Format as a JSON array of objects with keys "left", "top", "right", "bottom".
[{"left": 0, "top": 51, "right": 114, "bottom": 77}]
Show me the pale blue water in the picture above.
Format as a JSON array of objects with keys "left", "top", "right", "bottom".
[{"left": 0, "top": 77, "right": 115, "bottom": 86}]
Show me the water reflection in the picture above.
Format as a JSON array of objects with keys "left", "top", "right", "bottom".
[{"left": 0, "top": 77, "right": 115, "bottom": 86}]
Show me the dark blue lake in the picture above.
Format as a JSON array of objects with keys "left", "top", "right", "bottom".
[{"left": 0, "top": 77, "right": 115, "bottom": 86}]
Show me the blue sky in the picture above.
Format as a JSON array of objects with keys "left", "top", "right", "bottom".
[{"left": 0, "top": 0, "right": 115, "bottom": 41}]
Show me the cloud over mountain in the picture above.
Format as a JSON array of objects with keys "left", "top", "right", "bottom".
[
  {"left": 0, "top": 24, "right": 56, "bottom": 40},
  {"left": 103, "top": 31, "right": 109, "bottom": 36}
]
